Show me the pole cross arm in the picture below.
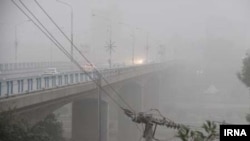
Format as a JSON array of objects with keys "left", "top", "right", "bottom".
[
  {"left": 122, "top": 108, "right": 135, "bottom": 119},
  {"left": 122, "top": 108, "right": 187, "bottom": 141},
  {"left": 123, "top": 108, "right": 185, "bottom": 129}
]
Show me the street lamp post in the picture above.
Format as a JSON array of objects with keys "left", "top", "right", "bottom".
[
  {"left": 105, "top": 24, "right": 115, "bottom": 69},
  {"left": 146, "top": 32, "right": 149, "bottom": 63},
  {"left": 92, "top": 13, "right": 116, "bottom": 68},
  {"left": 57, "top": 0, "right": 74, "bottom": 62},
  {"left": 137, "top": 30, "right": 150, "bottom": 64},
  {"left": 124, "top": 25, "right": 150, "bottom": 64},
  {"left": 14, "top": 20, "right": 30, "bottom": 63},
  {"left": 119, "top": 22, "right": 136, "bottom": 65},
  {"left": 132, "top": 30, "right": 135, "bottom": 65}
]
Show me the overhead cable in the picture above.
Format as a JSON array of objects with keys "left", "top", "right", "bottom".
[
  {"left": 11, "top": 0, "right": 126, "bottom": 111},
  {"left": 33, "top": 0, "right": 135, "bottom": 112}
]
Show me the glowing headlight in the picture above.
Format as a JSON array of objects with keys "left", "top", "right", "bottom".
[{"left": 134, "top": 59, "right": 144, "bottom": 65}]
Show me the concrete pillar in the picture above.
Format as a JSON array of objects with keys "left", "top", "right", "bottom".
[
  {"left": 108, "top": 100, "right": 119, "bottom": 141},
  {"left": 54, "top": 103, "right": 72, "bottom": 140},
  {"left": 118, "top": 81, "right": 142, "bottom": 141},
  {"left": 72, "top": 99, "right": 108, "bottom": 141},
  {"left": 143, "top": 76, "right": 160, "bottom": 111}
]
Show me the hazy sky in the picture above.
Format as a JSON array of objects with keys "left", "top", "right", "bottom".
[
  {"left": 1, "top": 0, "right": 250, "bottom": 64},
  {"left": 2, "top": 0, "right": 250, "bottom": 137}
]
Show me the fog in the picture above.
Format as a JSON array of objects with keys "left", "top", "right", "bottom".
[
  {"left": 1, "top": 0, "right": 250, "bottom": 140},
  {"left": 2, "top": 0, "right": 250, "bottom": 63}
]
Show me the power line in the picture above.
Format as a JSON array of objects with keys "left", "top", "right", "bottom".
[
  {"left": 11, "top": 0, "right": 69, "bottom": 63},
  {"left": 12, "top": 0, "right": 153, "bottom": 134},
  {"left": 17, "top": 0, "right": 132, "bottom": 111},
  {"left": 33, "top": 0, "right": 135, "bottom": 112},
  {"left": 11, "top": 0, "right": 125, "bottom": 110},
  {"left": 123, "top": 108, "right": 220, "bottom": 141},
  {"left": 13, "top": 0, "right": 144, "bottom": 134}
]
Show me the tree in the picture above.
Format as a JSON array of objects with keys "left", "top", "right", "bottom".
[
  {"left": 237, "top": 54, "right": 250, "bottom": 87},
  {"left": 176, "top": 120, "right": 218, "bottom": 141},
  {"left": 176, "top": 126, "right": 190, "bottom": 141},
  {"left": 0, "top": 110, "right": 28, "bottom": 141},
  {"left": 246, "top": 114, "right": 250, "bottom": 123},
  {"left": 0, "top": 109, "right": 65, "bottom": 141},
  {"left": 238, "top": 53, "right": 250, "bottom": 123},
  {"left": 202, "top": 120, "right": 218, "bottom": 141},
  {"left": 31, "top": 114, "right": 65, "bottom": 141}
]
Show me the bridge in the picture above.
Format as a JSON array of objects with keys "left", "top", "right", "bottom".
[{"left": 0, "top": 61, "right": 178, "bottom": 141}]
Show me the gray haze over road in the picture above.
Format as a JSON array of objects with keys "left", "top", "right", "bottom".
[{"left": 1, "top": 0, "right": 250, "bottom": 140}]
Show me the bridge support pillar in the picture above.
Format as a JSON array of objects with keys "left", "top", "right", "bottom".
[
  {"left": 118, "top": 81, "right": 142, "bottom": 141},
  {"left": 72, "top": 99, "right": 108, "bottom": 141},
  {"left": 142, "top": 76, "right": 160, "bottom": 111}
]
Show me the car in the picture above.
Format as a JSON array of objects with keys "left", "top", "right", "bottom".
[
  {"left": 43, "top": 68, "right": 60, "bottom": 75},
  {"left": 83, "top": 63, "right": 96, "bottom": 72}
]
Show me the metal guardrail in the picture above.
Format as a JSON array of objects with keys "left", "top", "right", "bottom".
[
  {"left": 0, "top": 62, "right": 165, "bottom": 99},
  {"left": 0, "top": 66, "right": 137, "bottom": 98}
]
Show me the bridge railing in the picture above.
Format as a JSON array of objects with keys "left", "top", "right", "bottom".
[
  {"left": 0, "top": 65, "right": 141, "bottom": 98},
  {"left": 0, "top": 63, "right": 164, "bottom": 99}
]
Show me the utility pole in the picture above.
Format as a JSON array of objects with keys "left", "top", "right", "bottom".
[{"left": 97, "top": 72, "right": 102, "bottom": 141}]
